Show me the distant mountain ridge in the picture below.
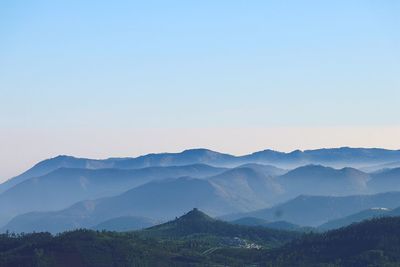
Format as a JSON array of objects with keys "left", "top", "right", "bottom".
[
  {"left": 1, "top": 147, "right": 400, "bottom": 233},
  {"left": 3, "top": 162, "right": 400, "bottom": 232},
  {"left": 3, "top": 147, "right": 400, "bottom": 193}
]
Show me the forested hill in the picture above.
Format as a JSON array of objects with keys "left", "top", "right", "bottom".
[
  {"left": 0, "top": 209, "right": 299, "bottom": 267},
  {"left": 1, "top": 211, "right": 400, "bottom": 266},
  {"left": 256, "top": 216, "right": 400, "bottom": 266}
]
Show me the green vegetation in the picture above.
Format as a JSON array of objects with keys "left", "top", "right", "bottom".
[
  {"left": 260, "top": 216, "right": 400, "bottom": 266},
  {"left": 139, "top": 208, "right": 299, "bottom": 247},
  {"left": 1, "top": 210, "right": 400, "bottom": 266}
]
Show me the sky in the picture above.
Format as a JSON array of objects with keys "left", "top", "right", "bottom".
[{"left": 0, "top": 0, "right": 399, "bottom": 181}]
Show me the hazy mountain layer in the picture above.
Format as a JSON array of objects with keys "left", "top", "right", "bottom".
[
  {"left": 92, "top": 216, "right": 156, "bottom": 231},
  {"left": 368, "top": 167, "right": 400, "bottom": 192},
  {"left": 3, "top": 147, "right": 399, "bottom": 193},
  {"left": 278, "top": 165, "right": 371, "bottom": 198},
  {"left": 230, "top": 217, "right": 304, "bottom": 231},
  {"left": 2, "top": 177, "right": 239, "bottom": 233},
  {"left": 222, "top": 191, "right": 400, "bottom": 226},
  {"left": 0, "top": 164, "right": 225, "bottom": 226},
  {"left": 319, "top": 207, "right": 391, "bottom": 230}
]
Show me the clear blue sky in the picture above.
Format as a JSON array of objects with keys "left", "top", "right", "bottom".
[{"left": 0, "top": 0, "right": 399, "bottom": 179}]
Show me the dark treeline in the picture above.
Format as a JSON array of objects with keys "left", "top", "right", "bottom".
[{"left": 1, "top": 215, "right": 400, "bottom": 266}]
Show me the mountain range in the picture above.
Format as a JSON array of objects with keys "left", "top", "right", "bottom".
[
  {"left": 0, "top": 164, "right": 226, "bottom": 225},
  {"left": 4, "top": 147, "right": 400, "bottom": 192},
  {"left": 1, "top": 147, "right": 400, "bottom": 233}
]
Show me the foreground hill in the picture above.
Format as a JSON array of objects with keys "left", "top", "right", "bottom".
[
  {"left": 257, "top": 217, "right": 400, "bottom": 266},
  {"left": 1, "top": 211, "right": 400, "bottom": 266},
  {"left": 0, "top": 209, "right": 300, "bottom": 267},
  {"left": 139, "top": 209, "right": 299, "bottom": 246},
  {"left": 0, "top": 164, "right": 225, "bottom": 226},
  {"left": 223, "top": 191, "right": 400, "bottom": 226}
]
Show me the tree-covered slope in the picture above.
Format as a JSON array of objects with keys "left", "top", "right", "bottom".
[
  {"left": 259, "top": 216, "right": 400, "bottom": 266},
  {"left": 2, "top": 212, "right": 400, "bottom": 266},
  {"left": 0, "top": 209, "right": 300, "bottom": 267},
  {"left": 140, "top": 208, "right": 300, "bottom": 247}
]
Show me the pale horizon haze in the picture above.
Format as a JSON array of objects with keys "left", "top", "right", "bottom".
[{"left": 1, "top": 1, "right": 399, "bottom": 181}]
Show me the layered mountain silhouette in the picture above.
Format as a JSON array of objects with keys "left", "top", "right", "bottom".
[
  {"left": 278, "top": 165, "right": 371, "bottom": 197},
  {"left": 0, "top": 164, "right": 286, "bottom": 230},
  {"left": 319, "top": 207, "right": 391, "bottom": 230},
  {"left": 0, "top": 164, "right": 226, "bottom": 226},
  {"left": 223, "top": 191, "right": 400, "bottom": 226},
  {"left": 368, "top": 168, "right": 400, "bottom": 193},
  {"left": 3, "top": 147, "right": 399, "bottom": 194},
  {"left": 2, "top": 177, "right": 239, "bottom": 233},
  {"left": 1, "top": 147, "right": 400, "bottom": 233},
  {"left": 0, "top": 149, "right": 235, "bottom": 193},
  {"left": 208, "top": 166, "right": 284, "bottom": 210}
]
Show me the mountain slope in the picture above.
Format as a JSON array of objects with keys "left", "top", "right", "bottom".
[
  {"left": 368, "top": 167, "right": 400, "bottom": 193},
  {"left": 319, "top": 207, "right": 391, "bottom": 230},
  {"left": 278, "top": 165, "right": 371, "bottom": 197},
  {"left": 0, "top": 149, "right": 235, "bottom": 193},
  {"left": 222, "top": 191, "right": 400, "bottom": 226},
  {"left": 361, "top": 161, "right": 400, "bottom": 172},
  {"left": 0, "top": 164, "right": 225, "bottom": 226},
  {"left": 1, "top": 164, "right": 294, "bottom": 233},
  {"left": 0, "top": 155, "right": 110, "bottom": 194},
  {"left": 209, "top": 166, "right": 284, "bottom": 209},
  {"left": 244, "top": 147, "right": 400, "bottom": 168},
  {"left": 258, "top": 217, "right": 400, "bottom": 266},
  {"left": 1, "top": 215, "right": 400, "bottom": 266},
  {"left": 113, "top": 148, "right": 237, "bottom": 169},
  {"left": 139, "top": 208, "right": 300, "bottom": 247},
  {"left": 230, "top": 217, "right": 303, "bottom": 231},
  {"left": 0, "top": 209, "right": 301, "bottom": 267},
  {"left": 3, "top": 147, "right": 399, "bottom": 193},
  {"left": 235, "top": 163, "right": 287, "bottom": 176},
  {"left": 1, "top": 177, "right": 242, "bottom": 233},
  {"left": 92, "top": 216, "right": 156, "bottom": 231}
]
